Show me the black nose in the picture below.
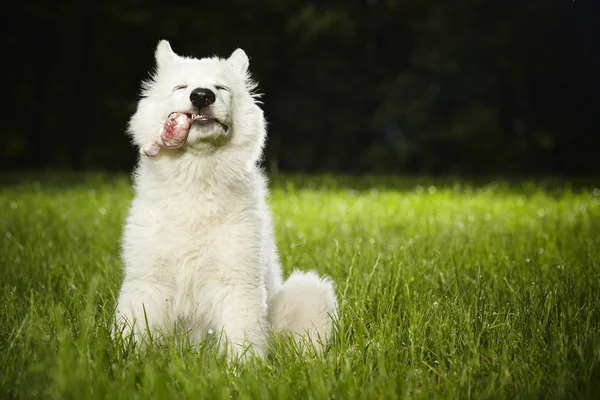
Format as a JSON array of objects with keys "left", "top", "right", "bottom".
[{"left": 189, "top": 88, "right": 216, "bottom": 109}]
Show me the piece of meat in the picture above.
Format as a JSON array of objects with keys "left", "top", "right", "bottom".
[
  {"left": 140, "top": 139, "right": 162, "bottom": 158},
  {"left": 159, "top": 112, "right": 191, "bottom": 148},
  {"left": 140, "top": 112, "right": 193, "bottom": 158}
]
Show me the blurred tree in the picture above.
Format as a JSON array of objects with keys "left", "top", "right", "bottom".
[{"left": 2, "top": 0, "right": 598, "bottom": 175}]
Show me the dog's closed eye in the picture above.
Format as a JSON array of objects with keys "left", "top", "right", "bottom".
[{"left": 173, "top": 84, "right": 188, "bottom": 92}]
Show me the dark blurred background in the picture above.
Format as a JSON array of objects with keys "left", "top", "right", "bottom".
[{"left": 3, "top": 0, "right": 599, "bottom": 176}]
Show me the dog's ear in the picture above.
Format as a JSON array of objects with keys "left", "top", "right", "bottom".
[
  {"left": 155, "top": 40, "right": 178, "bottom": 70},
  {"left": 228, "top": 48, "right": 249, "bottom": 74}
]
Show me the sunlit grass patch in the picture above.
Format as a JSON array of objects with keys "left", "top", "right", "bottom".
[{"left": 1, "top": 173, "right": 599, "bottom": 399}]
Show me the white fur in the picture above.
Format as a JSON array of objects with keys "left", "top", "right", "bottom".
[{"left": 114, "top": 40, "right": 338, "bottom": 360}]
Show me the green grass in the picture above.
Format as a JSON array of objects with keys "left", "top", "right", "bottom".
[{"left": 1, "top": 173, "right": 599, "bottom": 399}]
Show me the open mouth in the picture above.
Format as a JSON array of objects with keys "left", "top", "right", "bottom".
[{"left": 183, "top": 112, "right": 229, "bottom": 132}]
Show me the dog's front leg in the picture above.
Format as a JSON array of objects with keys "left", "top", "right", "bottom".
[
  {"left": 113, "top": 279, "right": 173, "bottom": 345},
  {"left": 213, "top": 285, "right": 269, "bottom": 361}
]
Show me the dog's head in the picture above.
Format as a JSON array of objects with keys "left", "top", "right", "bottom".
[{"left": 128, "top": 40, "right": 265, "bottom": 158}]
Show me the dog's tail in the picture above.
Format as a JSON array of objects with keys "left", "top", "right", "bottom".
[{"left": 267, "top": 270, "right": 338, "bottom": 355}]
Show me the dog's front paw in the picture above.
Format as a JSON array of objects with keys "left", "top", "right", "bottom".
[{"left": 160, "top": 112, "right": 191, "bottom": 148}]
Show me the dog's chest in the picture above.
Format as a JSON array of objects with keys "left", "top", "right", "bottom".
[
  {"left": 146, "top": 196, "right": 264, "bottom": 279},
  {"left": 161, "top": 215, "right": 265, "bottom": 329}
]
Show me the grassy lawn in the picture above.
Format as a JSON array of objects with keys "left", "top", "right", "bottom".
[{"left": 1, "top": 173, "right": 599, "bottom": 399}]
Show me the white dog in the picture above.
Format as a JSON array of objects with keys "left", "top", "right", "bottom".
[{"left": 114, "top": 40, "right": 338, "bottom": 360}]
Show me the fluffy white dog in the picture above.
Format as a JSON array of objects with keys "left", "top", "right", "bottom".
[{"left": 113, "top": 40, "right": 338, "bottom": 360}]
